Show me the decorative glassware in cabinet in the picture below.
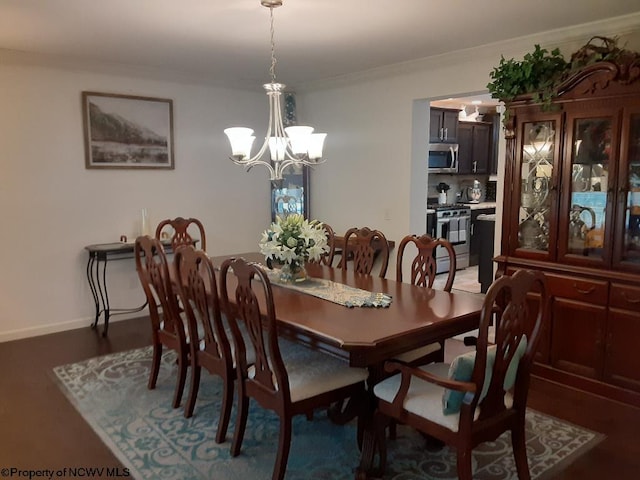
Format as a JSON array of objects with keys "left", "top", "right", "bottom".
[
  {"left": 566, "top": 117, "right": 611, "bottom": 258},
  {"left": 623, "top": 113, "right": 640, "bottom": 264},
  {"left": 518, "top": 121, "right": 554, "bottom": 251}
]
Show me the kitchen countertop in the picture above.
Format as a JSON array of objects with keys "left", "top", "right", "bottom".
[
  {"left": 426, "top": 202, "right": 496, "bottom": 214},
  {"left": 467, "top": 202, "right": 496, "bottom": 210}
]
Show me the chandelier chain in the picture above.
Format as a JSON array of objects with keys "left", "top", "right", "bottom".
[
  {"left": 269, "top": 6, "right": 277, "bottom": 84},
  {"left": 223, "top": 0, "right": 326, "bottom": 181}
]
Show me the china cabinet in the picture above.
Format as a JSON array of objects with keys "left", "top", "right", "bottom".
[{"left": 496, "top": 57, "right": 640, "bottom": 406}]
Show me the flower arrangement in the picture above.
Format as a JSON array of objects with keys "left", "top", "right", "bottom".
[{"left": 259, "top": 214, "right": 329, "bottom": 273}]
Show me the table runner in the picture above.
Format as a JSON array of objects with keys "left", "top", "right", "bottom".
[{"left": 265, "top": 269, "right": 392, "bottom": 308}]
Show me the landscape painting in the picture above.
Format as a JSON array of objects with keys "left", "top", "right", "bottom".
[{"left": 82, "top": 92, "right": 174, "bottom": 169}]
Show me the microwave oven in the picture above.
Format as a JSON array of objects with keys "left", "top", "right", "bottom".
[{"left": 428, "top": 143, "right": 458, "bottom": 173}]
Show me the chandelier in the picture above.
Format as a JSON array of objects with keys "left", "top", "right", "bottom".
[{"left": 223, "top": 0, "right": 326, "bottom": 182}]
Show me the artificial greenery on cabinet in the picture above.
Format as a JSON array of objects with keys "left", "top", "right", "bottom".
[{"left": 487, "top": 36, "right": 640, "bottom": 122}]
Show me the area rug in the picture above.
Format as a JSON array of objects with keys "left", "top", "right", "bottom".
[{"left": 53, "top": 347, "right": 603, "bottom": 480}]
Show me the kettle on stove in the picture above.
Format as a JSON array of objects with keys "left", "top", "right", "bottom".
[{"left": 461, "top": 180, "right": 482, "bottom": 203}]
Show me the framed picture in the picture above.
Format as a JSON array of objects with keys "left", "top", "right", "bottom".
[{"left": 82, "top": 92, "right": 174, "bottom": 169}]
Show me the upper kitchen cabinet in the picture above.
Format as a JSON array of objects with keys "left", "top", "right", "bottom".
[
  {"left": 496, "top": 55, "right": 640, "bottom": 406},
  {"left": 458, "top": 121, "right": 492, "bottom": 174},
  {"left": 429, "top": 107, "right": 459, "bottom": 143}
]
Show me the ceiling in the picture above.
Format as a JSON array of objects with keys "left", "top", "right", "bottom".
[{"left": 1, "top": 1, "right": 639, "bottom": 90}]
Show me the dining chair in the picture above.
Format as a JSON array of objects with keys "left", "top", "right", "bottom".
[
  {"left": 173, "top": 245, "right": 234, "bottom": 443},
  {"left": 219, "top": 257, "right": 369, "bottom": 480},
  {"left": 356, "top": 269, "right": 549, "bottom": 480},
  {"left": 134, "top": 235, "right": 188, "bottom": 409},
  {"left": 340, "top": 227, "right": 389, "bottom": 277},
  {"left": 155, "top": 216, "right": 207, "bottom": 252},
  {"left": 393, "top": 234, "right": 457, "bottom": 366}
]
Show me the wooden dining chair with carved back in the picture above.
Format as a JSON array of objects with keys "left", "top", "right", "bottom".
[
  {"left": 394, "top": 234, "right": 457, "bottom": 367},
  {"left": 173, "top": 245, "right": 236, "bottom": 443},
  {"left": 155, "top": 216, "right": 207, "bottom": 252},
  {"left": 356, "top": 269, "right": 549, "bottom": 480},
  {"left": 340, "top": 227, "right": 389, "bottom": 278},
  {"left": 377, "top": 234, "right": 457, "bottom": 439},
  {"left": 134, "top": 235, "right": 188, "bottom": 409},
  {"left": 219, "top": 257, "right": 369, "bottom": 480}
]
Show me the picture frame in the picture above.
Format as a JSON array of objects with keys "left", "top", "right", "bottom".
[{"left": 82, "top": 92, "right": 174, "bottom": 169}]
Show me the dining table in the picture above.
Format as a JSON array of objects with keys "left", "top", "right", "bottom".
[{"left": 209, "top": 252, "right": 485, "bottom": 370}]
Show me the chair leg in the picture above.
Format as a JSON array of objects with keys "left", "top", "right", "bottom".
[
  {"left": 172, "top": 347, "right": 188, "bottom": 409},
  {"left": 231, "top": 383, "right": 249, "bottom": 457},
  {"left": 272, "top": 416, "right": 293, "bottom": 480},
  {"left": 184, "top": 364, "right": 201, "bottom": 418},
  {"left": 215, "top": 376, "right": 234, "bottom": 444},
  {"left": 456, "top": 447, "right": 473, "bottom": 480},
  {"left": 148, "top": 343, "right": 162, "bottom": 390},
  {"left": 512, "top": 423, "right": 531, "bottom": 480}
]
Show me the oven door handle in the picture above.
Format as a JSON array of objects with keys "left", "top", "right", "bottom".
[{"left": 438, "top": 219, "right": 450, "bottom": 240}]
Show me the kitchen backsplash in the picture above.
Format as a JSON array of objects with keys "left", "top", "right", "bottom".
[{"left": 428, "top": 174, "right": 491, "bottom": 203}]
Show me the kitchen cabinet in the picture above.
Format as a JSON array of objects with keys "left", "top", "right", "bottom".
[
  {"left": 429, "top": 108, "right": 459, "bottom": 143},
  {"left": 458, "top": 121, "right": 491, "bottom": 174},
  {"left": 483, "top": 112, "right": 501, "bottom": 175},
  {"left": 495, "top": 57, "right": 640, "bottom": 406}
]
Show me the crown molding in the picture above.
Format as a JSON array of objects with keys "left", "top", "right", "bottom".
[{"left": 297, "top": 12, "right": 640, "bottom": 92}]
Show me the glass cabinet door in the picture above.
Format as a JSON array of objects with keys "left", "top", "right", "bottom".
[
  {"left": 517, "top": 120, "right": 556, "bottom": 253},
  {"left": 563, "top": 115, "right": 613, "bottom": 261},
  {"left": 619, "top": 111, "right": 640, "bottom": 267}
]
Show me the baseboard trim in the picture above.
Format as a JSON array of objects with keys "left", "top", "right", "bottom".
[{"left": 0, "top": 313, "right": 138, "bottom": 343}]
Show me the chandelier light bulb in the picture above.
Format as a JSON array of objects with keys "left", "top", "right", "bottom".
[
  {"left": 308, "top": 133, "right": 327, "bottom": 160},
  {"left": 224, "top": 127, "right": 255, "bottom": 160}
]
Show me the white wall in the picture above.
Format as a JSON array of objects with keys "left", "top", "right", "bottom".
[
  {"left": 2, "top": 14, "right": 639, "bottom": 341},
  {"left": 0, "top": 60, "right": 272, "bottom": 341},
  {"left": 300, "top": 14, "right": 640, "bottom": 275}
]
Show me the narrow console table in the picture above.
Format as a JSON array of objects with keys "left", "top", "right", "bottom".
[
  {"left": 85, "top": 242, "right": 148, "bottom": 336},
  {"left": 85, "top": 239, "right": 197, "bottom": 336}
]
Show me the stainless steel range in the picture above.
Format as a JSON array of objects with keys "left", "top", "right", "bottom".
[{"left": 426, "top": 204, "right": 471, "bottom": 273}]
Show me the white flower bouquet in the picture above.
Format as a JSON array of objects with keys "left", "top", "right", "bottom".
[{"left": 259, "top": 214, "right": 329, "bottom": 269}]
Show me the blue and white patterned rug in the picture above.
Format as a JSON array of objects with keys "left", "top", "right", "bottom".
[{"left": 53, "top": 347, "right": 603, "bottom": 480}]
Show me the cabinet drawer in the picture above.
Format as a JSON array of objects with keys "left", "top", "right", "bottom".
[
  {"left": 610, "top": 283, "right": 640, "bottom": 311},
  {"left": 546, "top": 274, "right": 608, "bottom": 305}
]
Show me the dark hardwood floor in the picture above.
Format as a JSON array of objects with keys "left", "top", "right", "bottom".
[{"left": 1, "top": 316, "right": 638, "bottom": 478}]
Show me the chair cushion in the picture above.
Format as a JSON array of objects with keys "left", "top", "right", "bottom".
[
  {"left": 392, "top": 342, "right": 441, "bottom": 364},
  {"left": 374, "top": 363, "right": 461, "bottom": 431},
  {"left": 442, "top": 336, "right": 527, "bottom": 415},
  {"left": 249, "top": 341, "right": 368, "bottom": 404},
  {"left": 373, "top": 363, "right": 513, "bottom": 433}
]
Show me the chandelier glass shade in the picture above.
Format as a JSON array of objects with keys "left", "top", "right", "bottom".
[{"left": 223, "top": 0, "right": 326, "bottom": 181}]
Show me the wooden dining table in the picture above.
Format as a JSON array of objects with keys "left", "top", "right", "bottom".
[{"left": 210, "top": 252, "right": 485, "bottom": 369}]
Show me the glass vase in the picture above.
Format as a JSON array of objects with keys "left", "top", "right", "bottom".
[{"left": 279, "top": 261, "right": 308, "bottom": 283}]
